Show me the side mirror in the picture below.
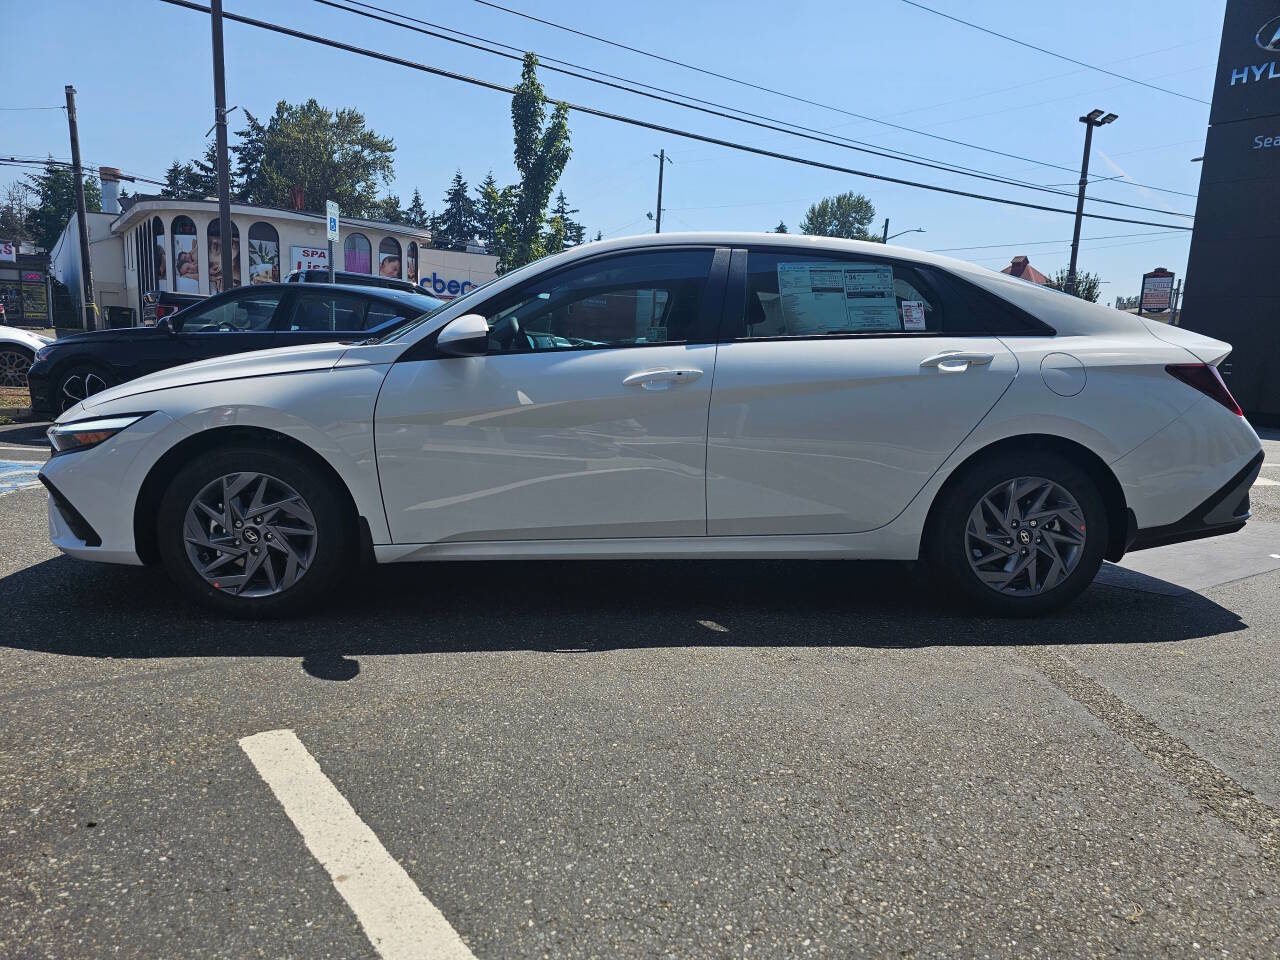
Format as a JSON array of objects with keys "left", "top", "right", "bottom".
[
  {"left": 156, "top": 316, "right": 174, "bottom": 335},
  {"left": 436, "top": 313, "right": 490, "bottom": 357}
]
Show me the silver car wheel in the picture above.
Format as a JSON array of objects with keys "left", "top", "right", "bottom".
[
  {"left": 0, "top": 349, "right": 31, "bottom": 388},
  {"left": 60, "top": 370, "right": 109, "bottom": 411},
  {"left": 183, "top": 472, "right": 318, "bottom": 598},
  {"left": 965, "top": 476, "right": 1087, "bottom": 596}
]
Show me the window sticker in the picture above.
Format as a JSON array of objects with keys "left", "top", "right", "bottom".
[
  {"left": 901, "top": 300, "right": 927, "bottom": 331},
  {"left": 776, "top": 262, "right": 901, "bottom": 334}
]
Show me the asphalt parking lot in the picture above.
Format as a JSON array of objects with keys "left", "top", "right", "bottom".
[{"left": 2, "top": 421, "right": 1278, "bottom": 959}]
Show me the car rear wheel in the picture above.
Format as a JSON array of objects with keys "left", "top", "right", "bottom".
[
  {"left": 156, "top": 444, "right": 353, "bottom": 618},
  {"left": 0, "top": 347, "right": 33, "bottom": 388},
  {"left": 927, "top": 451, "right": 1108, "bottom": 616},
  {"left": 56, "top": 363, "right": 115, "bottom": 412}
]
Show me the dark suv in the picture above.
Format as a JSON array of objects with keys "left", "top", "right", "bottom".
[
  {"left": 285, "top": 269, "right": 419, "bottom": 293},
  {"left": 28, "top": 283, "right": 441, "bottom": 416}
]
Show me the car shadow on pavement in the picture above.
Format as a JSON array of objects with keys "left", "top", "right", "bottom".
[{"left": 0, "top": 555, "right": 1247, "bottom": 662}]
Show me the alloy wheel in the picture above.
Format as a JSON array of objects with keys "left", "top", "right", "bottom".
[
  {"left": 183, "top": 472, "right": 318, "bottom": 597},
  {"left": 965, "top": 476, "right": 1087, "bottom": 596},
  {"left": 60, "top": 370, "right": 109, "bottom": 411},
  {"left": 0, "top": 349, "right": 31, "bottom": 388}
]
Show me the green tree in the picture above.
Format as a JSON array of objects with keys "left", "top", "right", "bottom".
[
  {"left": 234, "top": 99, "right": 395, "bottom": 217},
  {"left": 436, "top": 170, "right": 479, "bottom": 248},
  {"left": 0, "top": 182, "right": 32, "bottom": 243},
  {"left": 375, "top": 193, "right": 403, "bottom": 224},
  {"left": 546, "top": 190, "right": 584, "bottom": 251},
  {"left": 23, "top": 160, "right": 101, "bottom": 251},
  {"left": 493, "top": 54, "right": 571, "bottom": 271},
  {"left": 405, "top": 188, "right": 428, "bottom": 228},
  {"left": 772, "top": 221, "right": 788, "bottom": 234},
  {"left": 161, "top": 160, "right": 202, "bottom": 200},
  {"left": 190, "top": 142, "right": 235, "bottom": 199},
  {"left": 799, "top": 191, "right": 876, "bottom": 240},
  {"left": 473, "top": 171, "right": 506, "bottom": 251},
  {"left": 1046, "top": 268, "right": 1102, "bottom": 303}
]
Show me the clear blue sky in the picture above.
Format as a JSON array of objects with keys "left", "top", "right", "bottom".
[{"left": 1, "top": 0, "right": 1222, "bottom": 299}]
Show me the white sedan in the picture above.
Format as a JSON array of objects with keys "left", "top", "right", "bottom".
[
  {"left": 39, "top": 233, "right": 1263, "bottom": 617},
  {"left": 1, "top": 323, "right": 53, "bottom": 389}
]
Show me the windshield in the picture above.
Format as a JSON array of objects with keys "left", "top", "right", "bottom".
[{"left": 371, "top": 273, "right": 506, "bottom": 344}]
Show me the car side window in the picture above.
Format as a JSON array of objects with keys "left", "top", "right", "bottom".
[
  {"left": 734, "top": 251, "right": 947, "bottom": 339},
  {"left": 479, "top": 249, "right": 715, "bottom": 354},
  {"left": 181, "top": 292, "right": 282, "bottom": 332},
  {"left": 285, "top": 292, "right": 368, "bottom": 332},
  {"left": 364, "top": 301, "right": 407, "bottom": 331}
]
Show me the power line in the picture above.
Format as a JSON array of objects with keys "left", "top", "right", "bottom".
[
  {"left": 0, "top": 106, "right": 65, "bottom": 112},
  {"left": 319, "top": 0, "right": 1194, "bottom": 216},
  {"left": 896, "top": 0, "right": 1210, "bottom": 106},
  {"left": 0, "top": 156, "right": 168, "bottom": 188},
  {"left": 156, "top": 0, "right": 1192, "bottom": 232},
  {"left": 466, "top": 0, "right": 1190, "bottom": 183},
  {"left": 928, "top": 229, "right": 1187, "bottom": 253}
]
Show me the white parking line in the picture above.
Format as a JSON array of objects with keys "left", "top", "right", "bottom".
[
  {"left": 1255, "top": 476, "right": 1280, "bottom": 487},
  {"left": 239, "top": 729, "right": 476, "bottom": 960}
]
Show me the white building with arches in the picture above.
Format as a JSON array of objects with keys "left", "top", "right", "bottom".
[{"left": 50, "top": 195, "right": 497, "bottom": 327}]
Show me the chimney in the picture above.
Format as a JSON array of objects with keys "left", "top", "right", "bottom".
[{"left": 99, "top": 165, "right": 122, "bottom": 214}]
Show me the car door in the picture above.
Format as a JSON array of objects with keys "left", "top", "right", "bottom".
[
  {"left": 275, "top": 289, "right": 373, "bottom": 346},
  {"left": 705, "top": 247, "right": 1020, "bottom": 535},
  {"left": 166, "top": 288, "right": 285, "bottom": 368},
  {"left": 375, "top": 246, "right": 727, "bottom": 544}
]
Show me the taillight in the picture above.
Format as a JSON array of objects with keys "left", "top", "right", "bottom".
[{"left": 1166, "top": 363, "right": 1243, "bottom": 416}]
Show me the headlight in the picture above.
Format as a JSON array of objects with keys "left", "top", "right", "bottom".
[
  {"left": 47, "top": 414, "right": 148, "bottom": 454},
  {"left": 35, "top": 344, "right": 55, "bottom": 362}
]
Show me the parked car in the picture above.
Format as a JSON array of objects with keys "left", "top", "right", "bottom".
[
  {"left": 0, "top": 324, "right": 54, "bottom": 389},
  {"left": 27, "top": 283, "right": 442, "bottom": 416},
  {"left": 39, "top": 233, "right": 1262, "bottom": 618},
  {"left": 142, "top": 289, "right": 204, "bottom": 326},
  {"left": 285, "top": 268, "right": 419, "bottom": 293}
]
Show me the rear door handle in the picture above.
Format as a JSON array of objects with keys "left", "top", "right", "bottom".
[
  {"left": 623, "top": 367, "right": 704, "bottom": 389},
  {"left": 919, "top": 351, "right": 994, "bottom": 372}
]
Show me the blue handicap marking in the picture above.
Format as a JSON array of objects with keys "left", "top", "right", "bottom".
[{"left": 0, "top": 459, "right": 42, "bottom": 496}]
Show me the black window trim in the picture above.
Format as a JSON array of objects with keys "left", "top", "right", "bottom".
[
  {"left": 401, "top": 244, "right": 731, "bottom": 362},
  {"left": 718, "top": 244, "right": 1055, "bottom": 343}
]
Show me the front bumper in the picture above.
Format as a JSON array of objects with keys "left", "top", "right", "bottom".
[
  {"left": 1128, "top": 450, "right": 1263, "bottom": 552},
  {"left": 26, "top": 361, "right": 54, "bottom": 417},
  {"left": 38, "top": 410, "right": 186, "bottom": 566}
]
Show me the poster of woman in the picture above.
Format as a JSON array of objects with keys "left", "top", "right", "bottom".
[
  {"left": 208, "top": 235, "right": 241, "bottom": 294},
  {"left": 378, "top": 252, "right": 401, "bottom": 279},
  {"left": 173, "top": 235, "right": 199, "bottom": 293},
  {"left": 406, "top": 244, "right": 418, "bottom": 286}
]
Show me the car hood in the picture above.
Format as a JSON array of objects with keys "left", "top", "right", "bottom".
[
  {"left": 1, "top": 324, "right": 53, "bottom": 351},
  {"left": 44, "top": 326, "right": 168, "bottom": 348},
  {"left": 78, "top": 340, "right": 355, "bottom": 413}
]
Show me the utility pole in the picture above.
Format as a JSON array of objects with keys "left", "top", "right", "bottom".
[
  {"left": 881, "top": 218, "right": 889, "bottom": 243},
  {"left": 210, "top": 0, "right": 234, "bottom": 293},
  {"left": 64, "top": 84, "right": 96, "bottom": 332},
  {"left": 1169, "top": 278, "right": 1183, "bottom": 326},
  {"left": 652, "top": 149, "right": 672, "bottom": 233},
  {"left": 1067, "top": 109, "right": 1117, "bottom": 296}
]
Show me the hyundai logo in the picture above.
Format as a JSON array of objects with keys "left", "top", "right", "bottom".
[{"left": 1258, "top": 15, "right": 1280, "bottom": 52}]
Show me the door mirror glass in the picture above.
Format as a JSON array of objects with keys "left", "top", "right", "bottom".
[{"left": 436, "top": 313, "right": 490, "bottom": 357}]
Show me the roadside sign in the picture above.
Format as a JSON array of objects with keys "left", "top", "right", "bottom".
[
  {"left": 290, "top": 245, "right": 329, "bottom": 272},
  {"left": 325, "top": 201, "right": 339, "bottom": 243},
  {"left": 1139, "top": 268, "right": 1174, "bottom": 313}
]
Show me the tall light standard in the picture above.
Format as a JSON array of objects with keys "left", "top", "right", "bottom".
[
  {"left": 884, "top": 226, "right": 926, "bottom": 243},
  {"left": 1066, "top": 108, "right": 1117, "bottom": 296}
]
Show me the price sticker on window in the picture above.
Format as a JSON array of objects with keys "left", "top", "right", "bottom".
[{"left": 901, "top": 300, "right": 927, "bottom": 331}]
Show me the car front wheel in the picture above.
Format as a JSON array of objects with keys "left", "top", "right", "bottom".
[
  {"left": 156, "top": 444, "right": 353, "bottom": 617},
  {"left": 56, "top": 363, "right": 116, "bottom": 412},
  {"left": 0, "top": 347, "right": 33, "bottom": 388},
  {"left": 928, "top": 451, "right": 1108, "bottom": 616}
]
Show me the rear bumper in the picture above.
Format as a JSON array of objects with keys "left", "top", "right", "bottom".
[{"left": 1127, "top": 451, "right": 1262, "bottom": 552}]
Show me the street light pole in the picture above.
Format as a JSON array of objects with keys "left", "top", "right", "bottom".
[
  {"left": 210, "top": 0, "right": 235, "bottom": 294},
  {"left": 1066, "top": 109, "right": 1117, "bottom": 296},
  {"left": 881, "top": 218, "right": 889, "bottom": 243}
]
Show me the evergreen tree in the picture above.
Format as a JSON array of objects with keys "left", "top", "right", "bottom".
[
  {"left": 473, "top": 171, "right": 508, "bottom": 252},
  {"left": 546, "top": 190, "right": 584, "bottom": 250},
  {"left": 190, "top": 142, "right": 234, "bottom": 199},
  {"left": 376, "top": 193, "right": 403, "bottom": 224},
  {"left": 437, "top": 170, "right": 478, "bottom": 249},
  {"left": 22, "top": 160, "right": 101, "bottom": 251},
  {"left": 405, "top": 188, "right": 428, "bottom": 228},
  {"left": 773, "top": 221, "right": 788, "bottom": 233}
]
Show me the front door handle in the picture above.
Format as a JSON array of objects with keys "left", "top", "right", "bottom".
[
  {"left": 623, "top": 367, "right": 703, "bottom": 389},
  {"left": 919, "top": 351, "right": 994, "bottom": 372}
]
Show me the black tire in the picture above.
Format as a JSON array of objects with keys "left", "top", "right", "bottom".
[
  {"left": 55, "top": 362, "right": 116, "bottom": 413},
  {"left": 156, "top": 443, "right": 353, "bottom": 618},
  {"left": 926, "top": 450, "right": 1108, "bottom": 616}
]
